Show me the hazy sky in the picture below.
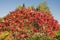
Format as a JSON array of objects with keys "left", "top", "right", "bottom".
[{"left": 0, "top": 0, "right": 60, "bottom": 24}]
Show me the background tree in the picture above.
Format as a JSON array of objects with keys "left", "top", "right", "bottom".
[
  {"left": 36, "top": 1, "right": 50, "bottom": 12},
  {"left": 23, "top": 3, "right": 25, "bottom": 7},
  {"left": 17, "top": 4, "right": 25, "bottom": 10},
  {"left": 17, "top": 5, "right": 23, "bottom": 10}
]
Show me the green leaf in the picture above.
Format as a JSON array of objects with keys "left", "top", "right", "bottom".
[{"left": 0, "top": 31, "right": 9, "bottom": 39}]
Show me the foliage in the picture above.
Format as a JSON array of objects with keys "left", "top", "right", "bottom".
[
  {"left": 0, "top": 18, "right": 3, "bottom": 22},
  {"left": 56, "top": 30, "right": 60, "bottom": 40}
]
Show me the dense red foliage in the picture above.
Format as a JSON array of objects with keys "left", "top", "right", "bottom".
[{"left": 0, "top": 7, "right": 59, "bottom": 38}]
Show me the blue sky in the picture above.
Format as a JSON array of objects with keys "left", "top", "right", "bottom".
[{"left": 0, "top": 0, "right": 60, "bottom": 24}]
